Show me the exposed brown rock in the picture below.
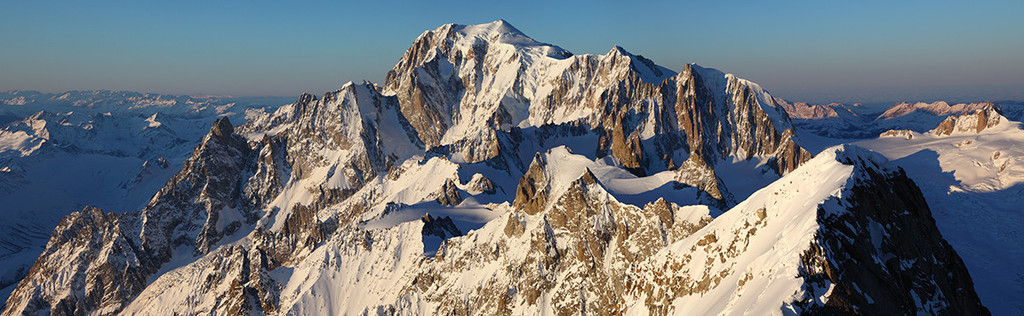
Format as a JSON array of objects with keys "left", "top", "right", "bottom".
[
  {"left": 880, "top": 129, "right": 914, "bottom": 139},
  {"left": 465, "top": 173, "right": 496, "bottom": 194},
  {"left": 434, "top": 178, "right": 463, "bottom": 206},
  {"left": 931, "top": 105, "right": 1002, "bottom": 136},
  {"left": 513, "top": 153, "right": 548, "bottom": 215}
]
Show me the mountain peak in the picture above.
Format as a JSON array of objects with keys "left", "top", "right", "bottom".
[
  {"left": 210, "top": 117, "right": 233, "bottom": 138},
  {"left": 453, "top": 19, "right": 525, "bottom": 40},
  {"left": 443, "top": 20, "right": 571, "bottom": 59},
  {"left": 832, "top": 143, "right": 896, "bottom": 173},
  {"left": 604, "top": 45, "right": 675, "bottom": 83}
]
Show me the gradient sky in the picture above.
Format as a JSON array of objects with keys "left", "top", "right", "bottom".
[{"left": 1, "top": 0, "right": 1022, "bottom": 105}]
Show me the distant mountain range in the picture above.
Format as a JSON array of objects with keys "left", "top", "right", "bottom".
[
  {"left": 779, "top": 100, "right": 1024, "bottom": 138},
  {"left": 0, "top": 90, "right": 289, "bottom": 308},
  {"left": 2, "top": 20, "right": 1019, "bottom": 315}
]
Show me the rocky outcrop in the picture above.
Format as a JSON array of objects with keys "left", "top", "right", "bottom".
[
  {"left": 244, "top": 135, "right": 289, "bottom": 208},
  {"left": 512, "top": 153, "right": 549, "bottom": 215},
  {"left": 417, "top": 170, "right": 714, "bottom": 315},
  {"left": 243, "top": 82, "right": 422, "bottom": 193},
  {"left": 383, "top": 25, "right": 460, "bottom": 148},
  {"left": 930, "top": 105, "right": 1002, "bottom": 136},
  {"left": 433, "top": 179, "right": 463, "bottom": 206},
  {"left": 880, "top": 129, "right": 915, "bottom": 139},
  {"left": 464, "top": 173, "right": 496, "bottom": 194},
  {"left": 673, "top": 153, "right": 733, "bottom": 206},
  {"left": 420, "top": 214, "right": 462, "bottom": 240},
  {"left": 137, "top": 117, "right": 256, "bottom": 258}
]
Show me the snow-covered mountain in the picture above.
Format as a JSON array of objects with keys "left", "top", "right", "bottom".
[
  {"left": 1, "top": 21, "right": 990, "bottom": 315},
  {"left": 781, "top": 100, "right": 1014, "bottom": 139},
  {"left": 0, "top": 90, "right": 290, "bottom": 119},
  {"left": 0, "top": 91, "right": 288, "bottom": 307}
]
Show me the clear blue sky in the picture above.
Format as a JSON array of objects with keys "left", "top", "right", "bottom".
[{"left": 1, "top": 0, "right": 1022, "bottom": 104}]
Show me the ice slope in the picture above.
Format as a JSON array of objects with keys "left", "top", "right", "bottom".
[{"left": 637, "top": 146, "right": 856, "bottom": 314}]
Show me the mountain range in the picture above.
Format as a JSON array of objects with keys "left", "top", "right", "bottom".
[{"left": 2, "top": 20, "right": 1018, "bottom": 315}]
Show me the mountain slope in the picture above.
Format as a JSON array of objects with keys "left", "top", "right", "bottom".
[{"left": 630, "top": 145, "right": 985, "bottom": 314}]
